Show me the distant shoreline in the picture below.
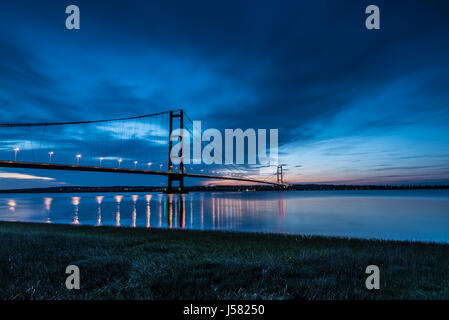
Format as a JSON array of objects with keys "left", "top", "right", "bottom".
[{"left": 0, "top": 184, "right": 448, "bottom": 194}]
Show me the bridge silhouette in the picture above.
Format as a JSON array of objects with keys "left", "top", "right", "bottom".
[{"left": 0, "top": 109, "right": 285, "bottom": 192}]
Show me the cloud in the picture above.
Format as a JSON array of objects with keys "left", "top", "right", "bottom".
[
  {"left": 0, "top": 1, "right": 449, "bottom": 186},
  {"left": 0, "top": 171, "right": 55, "bottom": 180},
  {"left": 371, "top": 165, "right": 446, "bottom": 171}
]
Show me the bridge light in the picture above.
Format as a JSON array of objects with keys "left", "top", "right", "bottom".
[
  {"left": 13, "top": 148, "right": 20, "bottom": 161},
  {"left": 147, "top": 162, "right": 152, "bottom": 169},
  {"left": 48, "top": 151, "right": 54, "bottom": 163},
  {"left": 8, "top": 200, "right": 16, "bottom": 211},
  {"left": 160, "top": 163, "right": 163, "bottom": 171},
  {"left": 99, "top": 157, "right": 104, "bottom": 167},
  {"left": 76, "top": 154, "right": 81, "bottom": 166},
  {"left": 134, "top": 160, "right": 138, "bottom": 169},
  {"left": 118, "top": 158, "right": 122, "bottom": 168}
]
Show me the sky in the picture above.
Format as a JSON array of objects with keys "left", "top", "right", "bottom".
[{"left": 0, "top": 0, "right": 449, "bottom": 189}]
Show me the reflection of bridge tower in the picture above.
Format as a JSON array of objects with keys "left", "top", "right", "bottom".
[
  {"left": 276, "top": 165, "right": 284, "bottom": 185},
  {"left": 167, "top": 110, "right": 185, "bottom": 194},
  {"left": 167, "top": 194, "right": 173, "bottom": 228}
]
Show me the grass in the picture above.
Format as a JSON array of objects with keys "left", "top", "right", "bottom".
[{"left": 0, "top": 221, "right": 448, "bottom": 300}]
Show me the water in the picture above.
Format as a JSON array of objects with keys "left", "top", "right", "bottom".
[{"left": 0, "top": 190, "right": 448, "bottom": 243}]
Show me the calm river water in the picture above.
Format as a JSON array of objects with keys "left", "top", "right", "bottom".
[{"left": 0, "top": 190, "right": 448, "bottom": 243}]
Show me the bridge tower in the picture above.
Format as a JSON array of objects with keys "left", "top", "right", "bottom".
[
  {"left": 276, "top": 165, "right": 284, "bottom": 185},
  {"left": 166, "top": 109, "right": 186, "bottom": 193}
]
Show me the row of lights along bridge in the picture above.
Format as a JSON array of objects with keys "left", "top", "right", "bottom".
[{"left": 10, "top": 148, "right": 209, "bottom": 173}]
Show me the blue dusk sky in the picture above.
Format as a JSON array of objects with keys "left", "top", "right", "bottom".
[{"left": 0, "top": 0, "right": 449, "bottom": 188}]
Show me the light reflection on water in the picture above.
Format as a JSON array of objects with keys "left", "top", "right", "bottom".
[{"left": 0, "top": 190, "right": 449, "bottom": 243}]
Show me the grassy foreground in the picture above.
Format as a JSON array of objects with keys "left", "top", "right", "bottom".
[{"left": 0, "top": 222, "right": 448, "bottom": 300}]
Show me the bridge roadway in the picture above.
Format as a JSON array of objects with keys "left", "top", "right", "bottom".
[{"left": 0, "top": 160, "right": 282, "bottom": 186}]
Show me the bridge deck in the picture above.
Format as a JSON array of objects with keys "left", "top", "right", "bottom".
[{"left": 0, "top": 161, "right": 282, "bottom": 186}]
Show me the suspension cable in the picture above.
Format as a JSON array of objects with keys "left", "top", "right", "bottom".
[{"left": 0, "top": 110, "right": 172, "bottom": 127}]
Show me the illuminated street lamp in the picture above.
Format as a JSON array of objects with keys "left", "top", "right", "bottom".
[
  {"left": 134, "top": 160, "right": 138, "bottom": 169},
  {"left": 118, "top": 158, "right": 122, "bottom": 168},
  {"left": 99, "top": 157, "right": 103, "bottom": 167},
  {"left": 76, "top": 154, "right": 82, "bottom": 166},
  {"left": 147, "top": 162, "right": 152, "bottom": 170},
  {"left": 159, "top": 163, "right": 163, "bottom": 171},
  {"left": 48, "top": 151, "right": 54, "bottom": 163},
  {"left": 13, "top": 148, "right": 19, "bottom": 161}
]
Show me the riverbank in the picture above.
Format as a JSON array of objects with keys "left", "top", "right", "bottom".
[{"left": 1, "top": 221, "right": 448, "bottom": 299}]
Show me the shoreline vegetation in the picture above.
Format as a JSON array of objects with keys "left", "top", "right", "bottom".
[
  {"left": 1, "top": 184, "right": 448, "bottom": 194},
  {"left": 1, "top": 222, "right": 448, "bottom": 299}
]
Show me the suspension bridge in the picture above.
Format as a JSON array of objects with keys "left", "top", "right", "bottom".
[{"left": 0, "top": 109, "right": 286, "bottom": 193}]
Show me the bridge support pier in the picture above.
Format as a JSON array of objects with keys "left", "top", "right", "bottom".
[{"left": 166, "top": 174, "right": 186, "bottom": 193}]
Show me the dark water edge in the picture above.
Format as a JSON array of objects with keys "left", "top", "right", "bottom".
[
  {"left": 1, "top": 184, "right": 449, "bottom": 194},
  {"left": 1, "top": 221, "right": 448, "bottom": 300}
]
